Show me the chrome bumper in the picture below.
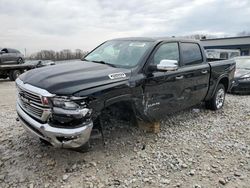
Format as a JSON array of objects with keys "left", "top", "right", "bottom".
[{"left": 17, "top": 103, "right": 93, "bottom": 148}]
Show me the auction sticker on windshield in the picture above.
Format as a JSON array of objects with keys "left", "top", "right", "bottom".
[{"left": 129, "top": 42, "right": 146, "bottom": 47}]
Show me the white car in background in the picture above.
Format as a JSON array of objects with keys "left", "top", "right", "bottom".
[{"left": 205, "top": 49, "right": 240, "bottom": 60}]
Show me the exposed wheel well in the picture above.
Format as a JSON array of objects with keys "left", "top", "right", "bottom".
[
  {"left": 94, "top": 100, "right": 136, "bottom": 128},
  {"left": 218, "top": 77, "right": 229, "bottom": 91}
]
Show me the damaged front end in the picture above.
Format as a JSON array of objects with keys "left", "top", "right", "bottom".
[{"left": 16, "top": 78, "right": 93, "bottom": 148}]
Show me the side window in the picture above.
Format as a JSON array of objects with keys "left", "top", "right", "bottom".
[
  {"left": 2, "top": 49, "right": 8, "bottom": 53},
  {"left": 181, "top": 43, "right": 203, "bottom": 65},
  {"left": 152, "top": 43, "right": 179, "bottom": 65}
]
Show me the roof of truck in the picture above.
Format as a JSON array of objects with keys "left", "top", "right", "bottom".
[{"left": 110, "top": 37, "right": 200, "bottom": 43}]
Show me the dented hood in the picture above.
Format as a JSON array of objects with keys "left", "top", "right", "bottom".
[{"left": 19, "top": 60, "right": 130, "bottom": 95}]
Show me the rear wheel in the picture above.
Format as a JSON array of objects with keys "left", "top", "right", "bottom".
[
  {"left": 9, "top": 70, "right": 21, "bottom": 81},
  {"left": 205, "top": 84, "right": 225, "bottom": 110}
]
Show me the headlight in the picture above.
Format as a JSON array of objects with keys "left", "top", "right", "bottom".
[
  {"left": 242, "top": 74, "right": 250, "bottom": 78},
  {"left": 241, "top": 74, "right": 250, "bottom": 81},
  {"left": 52, "top": 97, "right": 80, "bottom": 110}
]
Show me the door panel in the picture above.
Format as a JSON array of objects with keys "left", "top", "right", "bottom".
[
  {"left": 143, "top": 70, "right": 187, "bottom": 120},
  {"left": 0, "top": 53, "right": 10, "bottom": 64},
  {"left": 179, "top": 42, "right": 210, "bottom": 106},
  {"left": 10, "top": 53, "right": 16, "bottom": 61},
  {"left": 142, "top": 42, "right": 184, "bottom": 120},
  {"left": 177, "top": 63, "right": 210, "bottom": 108}
]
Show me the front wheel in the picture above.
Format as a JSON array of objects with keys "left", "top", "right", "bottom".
[
  {"left": 205, "top": 84, "right": 225, "bottom": 110},
  {"left": 17, "top": 58, "right": 24, "bottom": 64}
]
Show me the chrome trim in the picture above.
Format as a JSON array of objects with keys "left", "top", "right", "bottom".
[
  {"left": 16, "top": 78, "right": 54, "bottom": 122},
  {"left": 17, "top": 103, "right": 93, "bottom": 148},
  {"left": 16, "top": 78, "right": 55, "bottom": 97}
]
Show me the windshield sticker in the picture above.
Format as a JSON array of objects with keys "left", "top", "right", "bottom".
[
  {"left": 129, "top": 42, "right": 146, "bottom": 47},
  {"left": 108, "top": 72, "right": 126, "bottom": 79}
]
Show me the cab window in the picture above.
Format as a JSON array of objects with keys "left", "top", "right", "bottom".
[
  {"left": 152, "top": 42, "right": 179, "bottom": 65},
  {"left": 181, "top": 43, "right": 203, "bottom": 65}
]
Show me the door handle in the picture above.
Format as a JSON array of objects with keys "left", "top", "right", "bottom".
[
  {"left": 201, "top": 70, "right": 208, "bottom": 74},
  {"left": 176, "top": 75, "right": 184, "bottom": 80}
]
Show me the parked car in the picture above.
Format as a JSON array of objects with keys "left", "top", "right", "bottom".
[
  {"left": 25, "top": 60, "right": 55, "bottom": 67},
  {"left": 16, "top": 37, "right": 235, "bottom": 150},
  {"left": 230, "top": 56, "right": 250, "bottom": 94},
  {"left": 0, "top": 48, "right": 24, "bottom": 64},
  {"left": 36, "top": 60, "right": 55, "bottom": 67},
  {"left": 205, "top": 49, "right": 240, "bottom": 60}
]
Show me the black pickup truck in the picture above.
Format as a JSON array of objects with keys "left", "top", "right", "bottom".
[{"left": 16, "top": 38, "right": 235, "bottom": 149}]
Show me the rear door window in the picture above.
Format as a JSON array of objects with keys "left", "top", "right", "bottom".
[{"left": 181, "top": 43, "right": 203, "bottom": 66}]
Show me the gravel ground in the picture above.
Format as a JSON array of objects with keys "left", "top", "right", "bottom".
[{"left": 0, "top": 80, "right": 250, "bottom": 188}]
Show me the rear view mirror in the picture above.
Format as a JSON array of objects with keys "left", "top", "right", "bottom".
[{"left": 157, "top": 59, "right": 178, "bottom": 71}]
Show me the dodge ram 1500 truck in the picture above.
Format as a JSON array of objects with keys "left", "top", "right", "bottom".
[{"left": 16, "top": 37, "right": 235, "bottom": 149}]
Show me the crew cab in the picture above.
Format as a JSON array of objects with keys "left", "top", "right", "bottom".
[{"left": 16, "top": 38, "right": 235, "bottom": 149}]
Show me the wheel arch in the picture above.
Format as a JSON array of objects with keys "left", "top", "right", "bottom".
[
  {"left": 218, "top": 77, "right": 229, "bottom": 92},
  {"left": 210, "top": 75, "right": 229, "bottom": 99}
]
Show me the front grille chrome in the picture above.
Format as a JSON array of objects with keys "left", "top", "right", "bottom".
[{"left": 16, "top": 78, "right": 55, "bottom": 122}]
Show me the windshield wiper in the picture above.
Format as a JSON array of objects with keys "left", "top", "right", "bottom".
[
  {"left": 81, "top": 58, "right": 90, "bottom": 62},
  {"left": 92, "top": 60, "right": 116, "bottom": 67}
]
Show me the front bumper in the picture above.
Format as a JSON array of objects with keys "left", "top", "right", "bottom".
[
  {"left": 17, "top": 103, "right": 93, "bottom": 148},
  {"left": 229, "top": 80, "right": 250, "bottom": 94}
]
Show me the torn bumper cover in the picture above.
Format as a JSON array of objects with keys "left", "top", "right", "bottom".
[{"left": 17, "top": 103, "right": 93, "bottom": 148}]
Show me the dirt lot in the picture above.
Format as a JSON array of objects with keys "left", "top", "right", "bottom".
[{"left": 0, "top": 80, "right": 250, "bottom": 188}]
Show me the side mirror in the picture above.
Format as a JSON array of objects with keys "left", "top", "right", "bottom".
[{"left": 157, "top": 59, "right": 178, "bottom": 71}]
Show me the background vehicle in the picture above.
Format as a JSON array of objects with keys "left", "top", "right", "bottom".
[
  {"left": 0, "top": 60, "right": 56, "bottom": 81},
  {"left": 0, "top": 48, "right": 24, "bottom": 64},
  {"left": 36, "top": 60, "right": 55, "bottom": 67},
  {"left": 16, "top": 38, "right": 235, "bottom": 150},
  {"left": 205, "top": 49, "right": 240, "bottom": 60},
  {"left": 230, "top": 56, "right": 250, "bottom": 94},
  {"left": 25, "top": 60, "right": 56, "bottom": 67},
  {"left": 0, "top": 64, "right": 36, "bottom": 81}
]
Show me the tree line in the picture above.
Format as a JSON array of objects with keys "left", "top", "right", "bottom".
[{"left": 28, "top": 49, "right": 88, "bottom": 61}]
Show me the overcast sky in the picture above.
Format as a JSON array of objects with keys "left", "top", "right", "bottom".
[{"left": 0, "top": 0, "right": 250, "bottom": 54}]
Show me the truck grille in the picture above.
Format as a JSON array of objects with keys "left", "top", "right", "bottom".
[{"left": 17, "top": 85, "right": 51, "bottom": 122}]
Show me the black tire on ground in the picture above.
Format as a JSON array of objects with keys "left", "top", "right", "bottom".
[
  {"left": 205, "top": 83, "right": 226, "bottom": 110},
  {"left": 17, "top": 58, "right": 24, "bottom": 64},
  {"left": 9, "top": 70, "right": 21, "bottom": 81}
]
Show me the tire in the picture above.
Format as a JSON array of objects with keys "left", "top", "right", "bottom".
[
  {"left": 205, "top": 84, "right": 226, "bottom": 110},
  {"left": 9, "top": 70, "right": 21, "bottom": 81},
  {"left": 17, "top": 58, "right": 24, "bottom": 64}
]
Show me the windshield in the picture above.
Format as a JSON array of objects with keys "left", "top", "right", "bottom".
[
  {"left": 235, "top": 58, "right": 250, "bottom": 69},
  {"left": 84, "top": 40, "right": 152, "bottom": 68}
]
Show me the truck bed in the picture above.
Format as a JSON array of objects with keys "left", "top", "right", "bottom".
[{"left": 205, "top": 59, "right": 236, "bottom": 101}]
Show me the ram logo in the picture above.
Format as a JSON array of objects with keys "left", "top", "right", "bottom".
[{"left": 108, "top": 72, "right": 126, "bottom": 79}]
